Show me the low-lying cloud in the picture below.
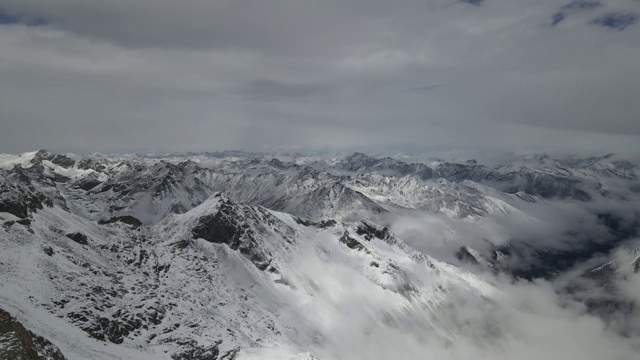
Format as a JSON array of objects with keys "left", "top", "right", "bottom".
[{"left": 290, "top": 229, "right": 640, "bottom": 360}]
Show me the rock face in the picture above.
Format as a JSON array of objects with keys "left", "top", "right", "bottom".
[
  {"left": 0, "top": 176, "right": 50, "bottom": 219},
  {"left": 191, "top": 197, "right": 276, "bottom": 271},
  {"left": 0, "top": 309, "right": 67, "bottom": 360},
  {"left": 355, "top": 221, "right": 390, "bottom": 241},
  {"left": 98, "top": 216, "right": 143, "bottom": 228},
  {"left": 66, "top": 232, "right": 89, "bottom": 245}
]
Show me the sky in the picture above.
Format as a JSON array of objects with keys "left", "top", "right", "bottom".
[{"left": 0, "top": 0, "right": 639, "bottom": 154}]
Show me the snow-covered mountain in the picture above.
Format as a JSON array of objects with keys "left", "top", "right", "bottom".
[
  {"left": 1, "top": 190, "right": 494, "bottom": 359},
  {"left": 4, "top": 149, "right": 635, "bottom": 223},
  {"left": 1, "top": 150, "right": 639, "bottom": 359}
]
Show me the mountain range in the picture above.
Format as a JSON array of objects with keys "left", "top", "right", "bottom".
[{"left": 1, "top": 150, "right": 639, "bottom": 359}]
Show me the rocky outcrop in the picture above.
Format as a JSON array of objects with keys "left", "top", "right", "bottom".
[
  {"left": 66, "top": 232, "right": 89, "bottom": 245},
  {"left": 339, "top": 232, "right": 369, "bottom": 253},
  {"left": 68, "top": 310, "right": 147, "bottom": 344},
  {"left": 191, "top": 199, "right": 272, "bottom": 271},
  {"left": 0, "top": 308, "right": 67, "bottom": 360},
  {"left": 355, "top": 221, "right": 390, "bottom": 241},
  {"left": 0, "top": 176, "right": 51, "bottom": 219},
  {"left": 98, "top": 216, "right": 143, "bottom": 228}
]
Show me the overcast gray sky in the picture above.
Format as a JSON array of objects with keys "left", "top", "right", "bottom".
[{"left": 0, "top": 0, "right": 639, "bottom": 153}]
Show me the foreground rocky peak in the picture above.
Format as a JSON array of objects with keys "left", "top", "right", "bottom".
[
  {"left": 0, "top": 308, "right": 66, "bottom": 360},
  {"left": 0, "top": 187, "right": 497, "bottom": 359}
]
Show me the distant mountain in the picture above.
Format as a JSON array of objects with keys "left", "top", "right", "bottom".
[{"left": 3, "top": 150, "right": 635, "bottom": 224}]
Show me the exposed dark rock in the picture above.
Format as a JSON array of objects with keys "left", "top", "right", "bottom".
[
  {"left": 0, "top": 308, "right": 67, "bottom": 360},
  {"left": 98, "top": 216, "right": 143, "bottom": 228},
  {"left": 294, "top": 217, "right": 337, "bottom": 229},
  {"left": 319, "top": 219, "right": 337, "bottom": 228},
  {"left": 77, "top": 159, "right": 106, "bottom": 172},
  {"left": 50, "top": 155, "right": 76, "bottom": 168},
  {"left": 0, "top": 176, "right": 49, "bottom": 219},
  {"left": 191, "top": 201, "right": 272, "bottom": 271},
  {"left": 99, "top": 313, "right": 141, "bottom": 344},
  {"left": 356, "top": 222, "right": 390, "bottom": 241},
  {"left": 39, "top": 194, "right": 54, "bottom": 208},
  {"left": 171, "top": 239, "right": 192, "bottom": 250},
  {"left": 339, "top": 231, "right": 370, "bottom": 254},
  {"left": 66, "top": 232, "right": 89, "bottom": 245},
  {"left": 456, "top": 246, "right": 481, "bottom": 265},
  {"left": 76, "top": 178, "right": 103, "bottom": 191},
  {"left": 294, "top": 217, "right": 314, "bottom": 227},
  {"left": 220, "top": 348, "right": 240, "bottom": 360},
  {"left": 269, "top": 158, "right": 287, "bottom": 170},
  {"left": 192, "top": 212, "right": 241, "bottom": 245},
  {"left": 68, "top": 308, "right": 155, "bottom": 345},
  {"left": 2, "top": 221, "right": 15, "bottom": 230},
  {"left": 30, "top": 150, "right": 55, "bottom": 164},
  {"left": 43, "top": 247, "right": 54, "bottom": 256},
  {"left": 16, "top": 219, "right": 31, "bottom": 226},
  {"left": 171, "top": 340, "right": 222, "bottom": 360}
]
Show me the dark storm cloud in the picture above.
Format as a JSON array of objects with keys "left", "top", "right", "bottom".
[{"left": 0, "top": 0, "right": 639, "bottom": 153}]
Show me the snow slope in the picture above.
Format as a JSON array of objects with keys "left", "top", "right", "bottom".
[{"left": 0, "top": 191, "right": 497, "bottom": 359}]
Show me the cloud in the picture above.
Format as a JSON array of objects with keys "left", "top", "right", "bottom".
[
  {"left": 0, "top": 10, "right": 21, "bottom": 25},
  {"left": 289, "top": 230, "right": 640, "bottom": 359},
  {"left": 379, "top": 199, "right": 613, "bottom": 263},
  {"left": 0, "top": 0, "right": 639, "bottom": 153},
  {"left": 0, "top": 8, "right": 46, "bottom": 26},
  {"left": 401, "top": 84, "right": 444, "bottom": 93},
  {"left": 352, "top": 166, "right": 640, "bottom": 358},
  {"left": 592, "top": 12, "right": 638, "bottom": 30},
  {"left": 236, "top": 79, "right": 334, "bottom": 100}
]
